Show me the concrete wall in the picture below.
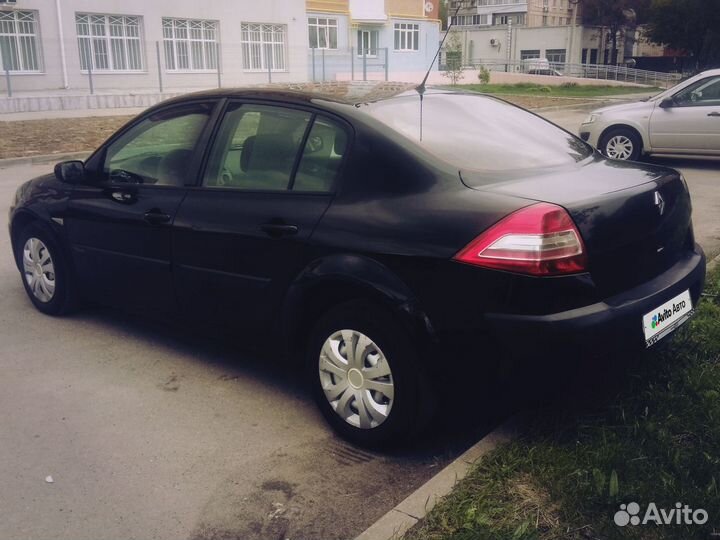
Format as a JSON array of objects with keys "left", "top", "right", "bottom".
[{"left": 456, "top": 25, "right": 575, "bottom": 64}]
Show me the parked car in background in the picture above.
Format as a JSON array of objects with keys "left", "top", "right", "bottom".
[
  {"left": 523, "top": 57, "right": 563, "bottom": 76},
  {"left": 8, "top": 83, "right": 706, "bottom": 446},
  {"left": 581, "top": 68, "right": 720, "bottom": 160}
]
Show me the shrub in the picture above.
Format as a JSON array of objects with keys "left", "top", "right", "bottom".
[{"left": 477, "top": 66, "right": 491, "bottom": 85}]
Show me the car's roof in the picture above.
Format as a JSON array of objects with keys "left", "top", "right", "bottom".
[{"left": 161, "top": 81, "right": 423, "bottom": 108}]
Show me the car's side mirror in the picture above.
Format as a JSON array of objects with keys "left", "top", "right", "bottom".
[
  {"left": 54, "top": 160, "right": 85, "bottom": 184},
  {"left": 659, "top": 97, "right": 675, "bottom": 109}
]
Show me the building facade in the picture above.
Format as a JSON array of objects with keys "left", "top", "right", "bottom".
[
  {"left": 0, "top": 0, "right": 306, "bottom": 93},
  {"left": 0, "top": 0, "right": 440, "bottom": 94},
  {"left": 448, "top": 0, "right": 579, "bottom": 29},
  {"left": 306, "top": 0, "right": 441, "bottom": 81}
]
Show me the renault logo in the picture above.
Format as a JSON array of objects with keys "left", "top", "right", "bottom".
[{"left": 654, "top": 191, "right": 665, "bottom": 216}]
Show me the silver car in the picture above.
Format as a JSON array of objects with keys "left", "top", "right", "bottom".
[{"left": 580, "top": 68, "right": 720, "bottom": 160}]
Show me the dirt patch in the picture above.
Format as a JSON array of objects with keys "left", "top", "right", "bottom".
[
  {"left": 0, "top": 115, "right": 133, "bottom": 160},
  {"left": 498, "top": 95, "right": 596, "bottom": 110}
]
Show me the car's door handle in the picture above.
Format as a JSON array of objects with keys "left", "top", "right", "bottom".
[
  {"left": 708, "top": 112, "right": 720, "bottom": 117},
  {"left": 260, "top": 223, "right": 299, "bottom": 237},
  {"left": 144, "top": 210, "right": 172, "bottom": 225},
  {"left": 110, "top": 191, "right": 134, "bottom": 203}
]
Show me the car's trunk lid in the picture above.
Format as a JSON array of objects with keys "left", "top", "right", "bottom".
[{"left": 461, "top": 157, "right": 693, "bottom": 297}]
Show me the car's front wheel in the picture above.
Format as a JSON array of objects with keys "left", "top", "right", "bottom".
[
  {"left": 307, "top": 300, "right": 430, "bottom": 447},
  {"left": 16, "top": 223, "right": 77, "bottom": 316},
  {"left": 599, "top": 127, "right": 642, "bottom": 161}
]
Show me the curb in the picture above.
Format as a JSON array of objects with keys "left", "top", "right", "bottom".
[
  {"left": 0, "top": 151, "right": 90, "bottom": 169},
  {"left": 354, "top": 417, "right": 520, "bottom": 540}
]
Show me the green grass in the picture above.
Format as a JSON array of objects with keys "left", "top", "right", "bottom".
[
  {"left": 454, "top": 83, "right": 662, "bottom": 98},
  {"left": 404, "top": 268, "right": 720, "bottom": 540}
]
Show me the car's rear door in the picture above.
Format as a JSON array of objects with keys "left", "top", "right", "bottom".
[
  {"left": 649, "top": 74, "right": 720, "bottom": 152},
  {"left": 172, "top": 101, "right": 349, "bottom": 332},
  {"left": 65, "top": 101, "right": 218, "bottom": 311}
]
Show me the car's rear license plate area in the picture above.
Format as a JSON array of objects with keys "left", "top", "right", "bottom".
[{"left": 643, "top": 289, "right": 694, "bottom": 348}]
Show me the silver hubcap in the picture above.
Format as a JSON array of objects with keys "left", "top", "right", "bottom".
[
  {"left": 605, "top": 135, "right": 634, "bottom": 160},
  {"left": 318, "top": 329, "right": 395, "bottom": 429},
  {"left": 23, "top": 237, "right": 56, "bottom": 303}
]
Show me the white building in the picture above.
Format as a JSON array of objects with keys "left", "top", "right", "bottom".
[
  {"left": 305, "top": 0, "right": 441, "bottom": 82},
  {"left": 0, "top": 0, "right": 309, "bottom": 93},
  {"left": 0, "top": 0, "right": 441, "bottom": 96}
]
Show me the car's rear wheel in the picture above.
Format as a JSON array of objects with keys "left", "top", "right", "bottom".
[
  {"left": 16, "top": 223, "right": 76, "bottom": 316},
  {"left": 307, "top": 300, "right": 429, "bottom": 447},
  {"left": 600, "top": 127, "right": 642, "bottom": 161}
]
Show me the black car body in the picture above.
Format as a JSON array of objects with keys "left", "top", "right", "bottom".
[{"left": 8, "top": 83, "right": 706, "bottom": 445}]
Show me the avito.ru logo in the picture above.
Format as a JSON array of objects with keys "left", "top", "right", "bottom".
[
  {"left": 614, "top": 502, "right": 708, "bottom": 527},
  {"left": 651, "top": 297, "right": 688, "bottom": 329}
]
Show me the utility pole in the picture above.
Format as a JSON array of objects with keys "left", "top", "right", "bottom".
[{"left": 568, "top": 0, "right": 580, "bottom": 73}]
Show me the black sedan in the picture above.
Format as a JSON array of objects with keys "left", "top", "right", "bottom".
[{"left": 8, "top": 82, "right": 706, "bottom": 446}]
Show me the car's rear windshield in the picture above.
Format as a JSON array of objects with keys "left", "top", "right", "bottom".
[{"left": 363, "top": 92, "right": 593, "bottom": 172}]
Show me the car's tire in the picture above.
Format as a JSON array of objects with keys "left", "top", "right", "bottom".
[
  {"left": 307, "top": 300, "right": 431, "bottom": 448},
  {"left": 15, "top": 222, "right": 77, "bottom": 316},
  {"left": 599, "top": 127, "right": 642, "bottom": 161}
]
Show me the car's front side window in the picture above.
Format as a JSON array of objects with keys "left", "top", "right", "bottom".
[
  {"left": 103, "top": 103, "right": 214, "bottom": 186},
  {"left": 673, "top": 76, "right": 720, "bottom": 107}
]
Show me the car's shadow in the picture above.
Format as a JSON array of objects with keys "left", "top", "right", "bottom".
[
  {"left": 63, "top": 304, "right": 518, "bottom": 461},
  {"left": 60, "top": 303, "right": 649, "bottom": 466}
]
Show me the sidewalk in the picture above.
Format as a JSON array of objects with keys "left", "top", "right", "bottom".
[
  {"left": 0, "top": 86, "right": 198, "bottom": 115},
  {"left": 0, "top": 107, "right": 148, "bottom": 122}
]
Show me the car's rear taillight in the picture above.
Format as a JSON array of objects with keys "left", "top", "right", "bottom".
[{"left": 453, "top": 203, "right": 588, "bottom": 276}]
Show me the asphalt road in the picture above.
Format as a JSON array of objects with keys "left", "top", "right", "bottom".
[
  {"left": 1, "top": 114, "right": 718, "bottom": 540},
  {"left": 543, "top": 107, "right": 720, "bottom": 260},
  {"left": 0, "top": 162, "right": 499, "bottom": 540}
]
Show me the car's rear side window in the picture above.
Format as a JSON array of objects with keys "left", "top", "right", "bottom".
[
  {"left": 203, "top": 103, "right": 346, "bottom": 193},
  {"left": 293, "top": 116, "right": 348, "bottom": 192},
  {"left": 204, "top": 103, "right": 312, "bottom": 191},
  {"left": 364, "top": 93, "right": 592, "bottom": 172}
]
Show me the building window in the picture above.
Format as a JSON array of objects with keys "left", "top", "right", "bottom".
[
  {"left": 394, "top": 23, "right": 419, "bottom": 51},
  {"left": 450, "top": 14, "right": 488, "bottom": 26},
  {"left": 521, "top": 49, "right": 540, "bottom": 60},
  {"left": 76, "top": 14, "right": 143, "bottom": 71},
  {"left": 0, "top": 10, "right": 41, "bottom": 72},
  {"left": 494, "top": 14, "right": 524, "bottom": 26},
  {"left": 162, "top": 18, "right": 218, "bottom": 71},
  {"left": 357, "top": 29, "right": 379, "bottom": 57},
  {"left": 241, "top": 23, "right": 287, "bottom": 71},
  {"left": 546, "top": 48, "right": 566, "bottom": 63},
  {"left": 308, "top": 17, "right": 337, "bottom": 49}
]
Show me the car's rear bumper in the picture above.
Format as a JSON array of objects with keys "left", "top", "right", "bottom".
[{"left": 484, "top": 245, "right": 706, "bottom": 358}]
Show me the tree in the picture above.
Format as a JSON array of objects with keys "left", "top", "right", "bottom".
[
  {"left": 581, "top": 0, "right": 650, "bottom": 64},
  {"left": 443, "top": 31, "right": 465, "bottom": 85},
  {"left": 644, "top": 0, "right": 720, "bottom": 70},
  {"left": 439, "top": 0, "right": 448, "bottom": 31}
]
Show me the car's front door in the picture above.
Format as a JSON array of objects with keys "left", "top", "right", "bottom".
[
  {"left": 65, "top": 101, "right": 217, "bottom": 311},
  {"left": 649, "top": 75, "right": 720, "bottom": 152},
  {"left": 172, "top": 101, "right": 349, "bottom": 332}
]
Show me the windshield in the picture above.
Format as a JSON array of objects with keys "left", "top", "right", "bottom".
[{"left": 364, "top": 92, "right": 593, "bottom": 172}]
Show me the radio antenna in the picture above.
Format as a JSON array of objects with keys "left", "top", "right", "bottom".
[{"left": 417, "top": 1, "right": 465, "bottom": 140}]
